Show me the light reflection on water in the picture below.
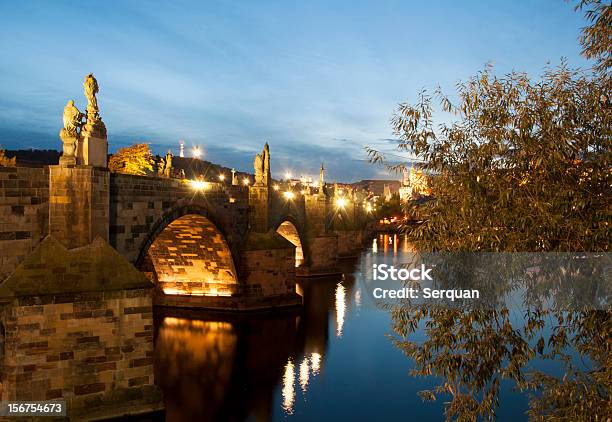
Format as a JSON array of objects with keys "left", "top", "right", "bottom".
[
  {"left": 150, "top": 233, "right": 594, "bottom": 421},
  {"left": 334, "top": 282, "right": 346, "bottom": 338},
  {"left": 282, "top": 359, "right": 295, "bottom": 414}
]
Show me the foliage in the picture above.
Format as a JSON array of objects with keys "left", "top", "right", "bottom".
[
  {"left": 108, "top": 143, "right": 154, "bottom": 176},
  {"left": 369, "top": 63, "right": 611, "bottom": 252},
  {"left": 0, "top": 149, "right": 16, "bottom": 167},
  {"left": 389, "top": 307, "right": 611, "bottom": 421},
  {"left": 375, "top": 193, "right": 403, "bottom": 219},
  {"left": 575, "top": 0, "right": 612, "bottom": 78},
  {"left": 369, "top": 3, "right": 612, "bottom": 420}
]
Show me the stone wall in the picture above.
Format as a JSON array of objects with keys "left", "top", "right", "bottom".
[
  {"left": 0, "top": 167, "right": 49, "bottom": 281},
  {"left": 307, "top": 235, "right": 339, "bottom": 273},
  {"left": 240, "top": 231, "right": 298, "bottom": 298},
  {"left": 0, "top": 233, "right": 161, "bottom": 419},
  {"left": 109, "top": 174, "right": 249, "bottom": 266},
  {"left": 336, "top": 230, "right": 364, "bottom": 258},
  {"left": 147, "top": 214, "right": 238, "bottom": 297},
  {"left": 49, "top": 166, "right": 109, "bottom": 249},
  {"left": 0, "top": 289, "right": 162, "bottom": 420},
  {"left": 248, "top": 185, "right": 269, "bottom": 232}
]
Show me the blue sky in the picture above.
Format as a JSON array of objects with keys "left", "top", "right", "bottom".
[{"left": 0, "top": 1, "right": 590, "bottom": 181}]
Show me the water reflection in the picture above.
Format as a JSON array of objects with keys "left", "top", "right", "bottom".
[
  {"left": 153, "top": 266, "right": 357, "bottom": 421},
  {"left": 335, "top": 282, "right": 346, "bottom": 337},
  {"left": 281, "top": 359, "right": 295, "bottom": 414},
  {"left": 149, "top": 234, "right": 607, "bottom": 421}
]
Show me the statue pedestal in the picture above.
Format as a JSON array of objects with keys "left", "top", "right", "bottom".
[
  {"left": 79, "top": 121, "right": 108, "bottom": 167},
  {"left": 59, "top": 129, "right": 78, "bottom": 167},
  {"left": 59, "top": 155, "right": 77, "bottom": 166}
]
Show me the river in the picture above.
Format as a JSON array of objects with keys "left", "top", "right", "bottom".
[{"left": 149, "top": 233, "right": 606, "bottom": 421}]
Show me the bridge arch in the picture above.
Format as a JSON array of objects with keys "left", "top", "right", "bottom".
[
  {"left": 137, "top": 206, "right": 239, "bottom": 297},
  {"left": 274, "top": 217, "right": 307, "bottom": 268}
]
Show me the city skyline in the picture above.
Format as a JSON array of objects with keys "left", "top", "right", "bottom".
[{"left": 0, "top": 1, "right": 591, "bottom": 182}]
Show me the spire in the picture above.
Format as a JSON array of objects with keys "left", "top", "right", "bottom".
[{"left": 318, "top": 162, "right": 325, "bottom": 195}]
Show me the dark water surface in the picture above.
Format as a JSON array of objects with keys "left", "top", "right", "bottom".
[{"left": 151, "top": 234, "right": 594, "bottom": 421}]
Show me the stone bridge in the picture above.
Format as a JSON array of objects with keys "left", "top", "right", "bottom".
[{"left": 0, "top": 146, "right": 370, "bottom": 310}]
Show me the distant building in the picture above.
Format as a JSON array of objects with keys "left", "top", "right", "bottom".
[
  {"left": 350, "top": 179, "right": 400, "bottom": 197},
  {"left": 399, "top": 167, "right": 431, "bottom": 202}
]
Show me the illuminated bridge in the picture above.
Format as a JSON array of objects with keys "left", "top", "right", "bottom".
[{"left": 0, "top": 144, "right": 370, "bottom": 310}]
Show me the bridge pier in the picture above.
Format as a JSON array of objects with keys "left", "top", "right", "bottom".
[{"left": 49, "top": 165, "right": 109, "bottom": 249}]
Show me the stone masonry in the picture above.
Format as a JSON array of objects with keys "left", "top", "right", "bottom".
[{"left": 0, "top": 167, "right": 49, "bottom": 281}]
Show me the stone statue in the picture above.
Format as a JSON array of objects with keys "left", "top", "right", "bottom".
[
  {"left": 59, "top": 100, "right": 84, "bottom": 164},
  {"left": 254, "top": 154, "right": 264, "bottom": 184},
  {"left": 163, "top": 150, "right": 173, "bottom": 177},
  {"left": 254, "top": 143, "right": 270, "bottom": 186},
  {"left": 83, "top": 73, "right": 100, "bottom": 118},
  {"left": 157, "top": 156, "right": 166, "bottom": 176},
  {"left": 62, "top": 100, "right": 84, "bottom": 135}
]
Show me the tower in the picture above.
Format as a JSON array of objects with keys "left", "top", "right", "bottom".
[
  {"left": 319, "top": 162, "right": 325, "bottom": 196},
  {"left": 179, "top": 140, "right": 185, "bottom": 158}
]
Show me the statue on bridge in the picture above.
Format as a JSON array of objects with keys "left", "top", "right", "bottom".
[
  {"left": 253, "top": 143, "right": 271, "bottom": 186},
  {"left": 62, "top": 100, "right": 84, "bottom": 136},
  {"left": 58, "top": 73, "right": 107, "bottom": 167},
  {"left": 59, "top": 100, "right": 84, "bottom": 164},
  {"left": 83, "top": 73, "right": 100, "bottom": 121},
  {"left": 157, "top": 151, "right": 173, "bottom": 178},
  {"left": 164, "top": 150, "right": 173, "bottom": 177}
]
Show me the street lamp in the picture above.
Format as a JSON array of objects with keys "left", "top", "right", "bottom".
[
  {"left": 190, "top": 180, "right": 209, "bottom": 191},
  {"left": 273, "top": 184, "right": 280, "bottom": 191},
  {"left": 283, "top": 191, "right": 295, "bottom": 200},
  {"left": 243, "top": 178, "right": 250, "bottom": 185},
  {"left": 192, "top": 146, "right": 202, "bottom": 158},
  {"left": 219, "top": 174, "right": 225, "bottom": 181},
  {"left": 335, "top": 197, "right": 347, "bottom": 208},
  {"left": 285, "top": 171, "right": 292, "bottom": 180}
]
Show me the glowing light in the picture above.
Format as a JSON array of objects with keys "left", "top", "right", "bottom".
[
  {"left": 335, "top": 197, "right": 347, "bottom": 208},
  {"left": 300, "top": 190, "right": 306, "bottom": 195},
  {"left": 192, "top": 146, "right": 202, "bottom": 158},
  {"left": 285, "top": 171, "right": 292, "bottom": 180},
  {"left": 310, "top": 352, "right": 321, "bottom": 375},
  {"left": 189, "top": 179, "right": 210, "bottom": 191},
  {"left": 273, "top": 184, "right": 280, "bottom": 191},
  {"left": 355, "top": 289, "right": 362, "bottom": 309},
  {"left": 162, "top": 286, "right": 232, "bottom": 297},
  {"left": 299, "top": 358, "right": 310, "bottom": 393},
  {"left": 218, "top": 174, "right": 226, "bottom": 181},
  {"left": 365, "top": 203, "right": 373, "bottom": 213},
  {"left": 282, "top": 359, "right": 295, "bottom": 414},
  {"left": 243, "top": 178, "right": 250, "bottom": 185},
  {"left": 283, "top": 191, "right": 295, "bottom": 200},
  {"left": 335, "top": 283, "right": 346, "bottom": 338}
]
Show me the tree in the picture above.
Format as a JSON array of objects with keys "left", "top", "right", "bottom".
[
  {"left": 375, "top": 193, "right": 402, "bottom": 219},
  {"left": 367, "top": 1, "right": 611, "bottom": 252},
  {"left": 369, "top": 63, "right": 610, "bottom": 252},
  {"left": 368, "top": 2, "right": 611, "bottom": 420},
  {"left": 0, "top": 149, "right": 16, "bottom": 167},
  {"left": 108, "top": 143, "right": 155, "bottom": 176},
  {"left": 575, "top": 0, "right": 612, "bottom": 78}
]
